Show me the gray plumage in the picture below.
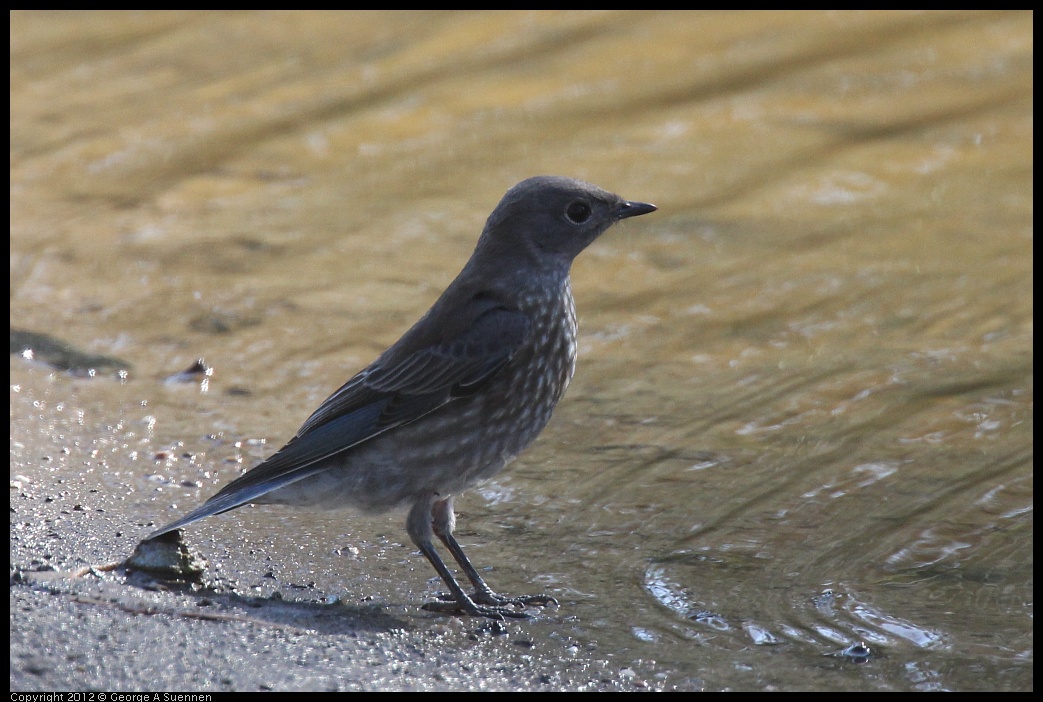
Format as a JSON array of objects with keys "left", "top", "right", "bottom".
[{"left": 149, "top": 175, "right": 656, "bottom": 618}]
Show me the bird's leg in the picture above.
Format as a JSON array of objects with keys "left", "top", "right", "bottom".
[
  {"left": 406, "top": 495, "right": 528, "bottom": 619},
  {"left": 430, "top": 496, "right": 558, "bottom": 610}
]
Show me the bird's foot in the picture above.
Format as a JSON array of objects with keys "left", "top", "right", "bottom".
[
  {"left": 471, "top": 588, "right": 558, "bottom": 609},
  {"left": 422, "top": 595, "right": 531, "bottom": 620},
  {"left": 426, "top": 588, "right": 558, "bottom": 618}
]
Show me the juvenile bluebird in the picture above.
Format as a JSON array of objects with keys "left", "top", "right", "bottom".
[{"left": 148, "top": 176, "right": 656, "bottom": 619}]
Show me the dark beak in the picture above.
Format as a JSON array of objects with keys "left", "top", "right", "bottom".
[{"left": 616, "top": 200, "right": 657, "bottom": 220}]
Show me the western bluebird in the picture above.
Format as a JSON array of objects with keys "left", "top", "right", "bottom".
[{"left": 148, "top": 176, "right": 656, "bottom": 619}]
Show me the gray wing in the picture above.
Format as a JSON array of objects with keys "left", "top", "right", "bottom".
[{"left": 149, "top": 306, "right": 530, "bottom": 538}]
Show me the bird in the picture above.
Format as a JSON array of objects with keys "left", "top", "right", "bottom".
[{"left": 147, "top": 175, "right": 656, "bottom": 619}]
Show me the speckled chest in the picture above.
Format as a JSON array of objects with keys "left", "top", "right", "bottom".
[
  {"left": 429, "top": 275, "right": 579, "bottom": 471},
  {"left": 507, "top": 277, "right": 578, "bottom": 416}
]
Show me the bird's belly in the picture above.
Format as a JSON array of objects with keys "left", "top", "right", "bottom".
[
  {"left": 258, "top": 350, "right": 573, "bottom": 512},
  {"left": 259, "top": 290, "right": 577, "bottom": 513}
]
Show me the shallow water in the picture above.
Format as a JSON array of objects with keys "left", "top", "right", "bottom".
[{"left": 11, "top": 11, "right": 1032, "bottom": 691}]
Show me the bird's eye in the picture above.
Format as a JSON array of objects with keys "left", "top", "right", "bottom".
[{"left": 565, "top": 201, "right": 591, "bottom": 224}]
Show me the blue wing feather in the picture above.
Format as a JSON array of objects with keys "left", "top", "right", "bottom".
[{"left": 148, "top": 304, "right": 531, "bottom": 539}]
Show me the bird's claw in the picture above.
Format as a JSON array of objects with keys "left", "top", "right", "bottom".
[
  {"left": 422, "top": 598, "right": 530, "bottom": 620},
  {"left": 473, "top": 591, "right": 559, "bottom": 609},
  {"left": 426, "top": 589, "right": 558, "bottom": 619}
]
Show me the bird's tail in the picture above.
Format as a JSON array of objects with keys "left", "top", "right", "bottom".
[{"left": 147, "top": 486, "right": 265, "bottom": 539}]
